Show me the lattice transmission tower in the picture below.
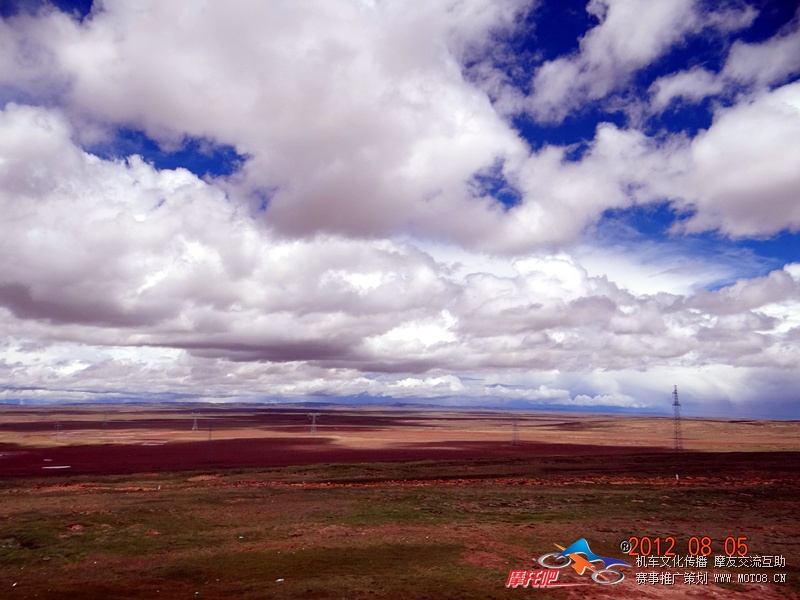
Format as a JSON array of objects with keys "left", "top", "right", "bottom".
[
  {"left": 511, "top": 416, "right": 521, "bottom": 447},
  {"left": 672, "top": 385, "right": 683, "bottom": 452},
  {"left": 308, "top": 413, "right": 321, "bottom": 435}
]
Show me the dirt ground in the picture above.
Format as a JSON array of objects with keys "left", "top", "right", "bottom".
[{"left": 0, "top": 405, "right": 798, "bottom": 599}]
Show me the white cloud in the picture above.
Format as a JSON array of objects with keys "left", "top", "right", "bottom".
[
  {"left": 1, "top": 2, "right": 799, "bottom": 417},
  {"left": 527, "top": 0, "right": 755, "bottom": 123},
  {"left": 1, "top": 101, "right": 796, "bottom": 409},
  {"left": 649, "top": 11, "right": 800, "bottom": 111},
  {"left": 723, "top": 21, "right": 800, "bottom": 88},
  {"left": 649, "top": 67, "right": 724, "bottom": 112},
  {"left": 2, "top": 0, "right": 533, "bottom": 247},
  {"left": 677, "top": 82, "right": 800, "bottom": 237},
  {"left": 491, "top": 122, "right": 690, "bottom": 250},
  {"left": 4, "top": 0, "right": 790, "bottom": 252}
]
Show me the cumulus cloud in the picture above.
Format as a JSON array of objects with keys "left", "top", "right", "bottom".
[
  {"left": 676, "top": 82, "right": 800, "bottom": 237},
  {"left": 650, "top": 10, "right": 800, "bottom": 112},
  {"left": 2, "top": 0, "right": 794, "bottom": 250},
  {"left": 1, "top": 99, "right": 799, "bottom": 410},
  {"left": 1, "top": 1, "right": 799, "bottom": 417},
  {"left": 0, "top": 0, "right": 536, "bottom": 247},
  {"left": 526, "top": 0, "right": 756, "bottom": 123},
  {"left": 499, "top": 123, "right": 689, "bottom": 248},
  {"left": 649, "top": 67, "right": 725, "bottom": 112}
]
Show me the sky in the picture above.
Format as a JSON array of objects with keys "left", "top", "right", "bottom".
[{"left": 1, "top": 0, "right": 799, "bottom": 418}]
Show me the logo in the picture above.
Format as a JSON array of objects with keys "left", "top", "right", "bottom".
[
  {"left": 540, "top": 538, "right": 631, "bottom": 585},
  {"left": 506, "top": 538, "right": 631, "bottom": 589}
]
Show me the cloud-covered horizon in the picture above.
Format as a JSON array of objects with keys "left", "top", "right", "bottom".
[{"left": 1, "top": 0, "right": 799, "bottom": 417}]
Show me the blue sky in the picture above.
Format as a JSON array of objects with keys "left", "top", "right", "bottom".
[{"left": 1, "top": 0, "right": 799, "bottom": 417}]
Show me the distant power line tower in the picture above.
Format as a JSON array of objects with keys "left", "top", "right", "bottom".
[
  {"left": 191, "top": 413, "right": 199, "bottom": 431},
  {"left": 54, "top": 421, "right": 62, "bottom": 441},
  {"left": 511, "top": 416, "right": 521, "bottom": 447},
  {"left": 672, "top": 385, "right": 683, "bottom": 452},
  {"left": 308, "top": 413, "right": 321, "bottom": 435}
]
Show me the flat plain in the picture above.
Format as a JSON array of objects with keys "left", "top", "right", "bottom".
[{"left": 0, "top": 405, "right": 798, "bottom": 599}]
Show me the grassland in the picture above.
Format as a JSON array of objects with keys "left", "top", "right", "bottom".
[{"left": 0, "top": 406, "right": 798, "bottom": 599}]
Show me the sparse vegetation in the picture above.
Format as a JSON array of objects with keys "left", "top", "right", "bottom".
[
  {"left": 0, "top": 407, "right": 797, "bottom": 598},
  {"left": 0, "top": 455, "right": 798, "bottom": 599}
]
